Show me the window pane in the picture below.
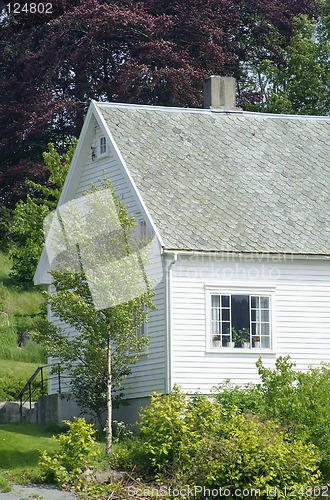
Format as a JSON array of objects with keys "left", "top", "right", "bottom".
[
  {"left": 100, "top": 137, "right": 106, "bottom": 154},
  {"left": 253, "top": 323, "right": 260, "bottom": 335},
  {"left": 222, "top": 309, "right": 230, "bottom": 321},
  {"left": 251, "top": 296, "right": 259, "bottom": 308},
  {"left": 212, "top": 308, "right": 220, "bottom": 321},
  {"left": 261, "top": 309, "right": 269, "bottom": 322},
  {"left": 212, "top": 295, "right": 220, "bottom": 307},
  {"left": 212, "top": 322, "right": 219, "bottom": 334},
  {"left": 222, "top": 322, "right": 230, "bottom": 335},
  {"left": 254, "top": 310, "right": 260, "bottom": 322},
  {"left": 261, "top": 337, "right": 270, "bottom": 348},
  {"left": 221, "top": 295, "right": 230, "bottom": 307},
  {"left": 260, "top": 297, "right": 269, "bottom": 308},
  {"left": 261, "top": 323, "right": 269, "bottom": 335}
]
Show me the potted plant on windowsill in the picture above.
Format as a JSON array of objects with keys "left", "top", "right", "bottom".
[
  {"left": 238, "top": 328, "right": 250, "bottom": 348},
  {"left": 253, "top": 335, "right": 261, "bottom": 348},
  {"left": 212, "top": 335, "right": 221, "bottom": 348},
  {"left": 224, "top": 328, "right": 235, "bottom": 348},
  {"left": 231, "top": 327, "right": 250, "bottom": 348}
]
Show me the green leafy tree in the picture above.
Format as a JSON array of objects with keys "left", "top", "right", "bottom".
[
  {"left": 37, "top": 181, "right": 155, "bottom": 453},
  {"left": 0, "top": 0, "right": 318, "bottom": 207},
  {"left": 245, "top": 14, "right": 330, "bottom": 114},
  {"left": 9, "top": 141, "right": 76, "bottom": 285}
]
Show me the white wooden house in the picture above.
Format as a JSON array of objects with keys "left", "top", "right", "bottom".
[{"left": 35, "top": 76, "right": 330, "bottom": 423}]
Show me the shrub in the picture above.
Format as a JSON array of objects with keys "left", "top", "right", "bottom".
[
  {"left": 188, "top": 405, "right": 320, "bottom": 496},
  {"left": 0, "top": 373, "right": 25, "bottom": 401},
  {"left": 0, "top": 475, "right": 10, "bottom": 493},
  {"left": 139, "top": 386, "right": 189, "bottom": 474},
  {"left": 257, "top": 356, "right": 330, "bottom": 478},
  {"left": 213, "top": 379, "right": 265, "bottom": 414},
  {"left": 139, "top": 387, "right": 321, "bottom": 496},
  {"left": 39, "top": 417, "right": 100, "bottom": 488}
]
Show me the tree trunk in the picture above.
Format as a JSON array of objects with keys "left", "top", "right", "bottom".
[{"left": 105, "top": 335, "right": 112, "bottom": 454}]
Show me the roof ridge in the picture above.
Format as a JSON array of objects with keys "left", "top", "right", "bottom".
[{"left": 97, "top": 102, "right": 330, "bottom": 120}]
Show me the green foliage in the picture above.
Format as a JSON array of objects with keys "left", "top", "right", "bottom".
[
  {"left": 257, "top": 356, "right": 330, "bottom": 478},
  {"left": 247, "top": 14, "right": 330, "bottom": 115},
  {"left": 139, "top": 387, "right": 320, "bottom": 494},
  {"left": 0, "top": 206, "right": 12, "bottom": 253},
  {"left": 0, "top": 475, "right": 10, "bottom": 493},
  {"left": 109, "top": 436, "right": 146, "bottom": 471},
  {"left": 36, "top": 180, "right": 155, "bottom": 444},
  {"left": 0, "top": 250, "right": 47, "bottom": 397},
  {"left": 139, "top": 386, "right": 188, "bottom": 473},
  {"left": 39, "top": 418, "right": 100, "bottom": 488},
  {"left": 0, "top": 371, "right": 25, "bottom": 401},
  {"left": 214, "top": 357, "right": 330, "bottom": 480},
  {"left": 213, "top": 379, "right": 265, "bottom": 414},
  {"left": 0, "top": 360, "right": 41, "bottom": 400},
  {"left": 0, "top": 361, "right": 47, "bottom": 402},
  {"left": 9, "top": 141, "right": 76, "bottom": 285}
]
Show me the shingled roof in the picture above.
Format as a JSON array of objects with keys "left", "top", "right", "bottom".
[{"left": 99, "top": 103, "right": 330, "bottom": 255}]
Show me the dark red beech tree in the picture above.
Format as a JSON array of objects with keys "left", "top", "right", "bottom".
[{"left": 0, "top": 0, "right": 318, "bottom": 207}]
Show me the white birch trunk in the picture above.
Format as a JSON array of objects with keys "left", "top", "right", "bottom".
[{"left": 105, "top": 335, "right": 112, "bottom": 454}]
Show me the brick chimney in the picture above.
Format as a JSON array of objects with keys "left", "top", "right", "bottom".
[{"left": 203, "top": 76, "right": 240, "bottom": 110}]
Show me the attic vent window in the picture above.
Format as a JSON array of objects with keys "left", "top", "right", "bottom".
[{"left": 99, "top": 136, "right": 107, "bottom": 156}]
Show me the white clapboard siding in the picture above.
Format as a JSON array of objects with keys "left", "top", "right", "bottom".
[
  {"left": 122, "top": 252, "right": 167, "bottom": 398},
  {"left": 47, "top": 315, "right": 77, "bottom": 394},
  {"left": 170, "top": 255, "right": 330, "bottom": 393},
  {"left": 48, "top": 126, "right": 167, "bottom": 398}
]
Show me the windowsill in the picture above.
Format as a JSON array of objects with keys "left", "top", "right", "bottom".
[
  {"left": 96, "top": 153, "right": 108, "bottom": 160},
  {"left": 206, "top": 348, "right": 275, "bottom": 354}
]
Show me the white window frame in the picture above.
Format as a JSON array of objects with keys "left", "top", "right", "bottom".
[
  {"left": 99, "top": 136, "right": 107, "bottom": 158},
  {"left": 205, "top": 286, "right": 275, "bottom": 352}
]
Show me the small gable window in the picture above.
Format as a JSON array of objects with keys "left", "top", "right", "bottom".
[
  {"left": 140, "top": 220, "right": 147, "bottom": 240},
  {"left": 208, "top": 291, "right": 272, "bottom": 350},
  {"left": 99, "top": 136, "right": 107, "bottom": 156}
]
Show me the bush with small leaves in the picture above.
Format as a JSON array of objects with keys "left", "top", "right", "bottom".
[
  {"left": 213, "top": 379, "right": 265, "bottom": 414},
  {"left": 139, "top": 386, "right": 189, "bottom": 474},
  {"left": 39, "top": 417, "right": 100, "bottom": 488},
  {"left": 139, "top": 387, "right": 321, "bottom": 497},
  {"left": 257, "top": 356, "right": 330, "bottom": 479}
]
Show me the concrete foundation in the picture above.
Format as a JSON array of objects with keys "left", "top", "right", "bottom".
[
  {"left": 0, "top": 394, "right": 151, "bottom": 427},
  {"left": 113, "top": 397, "right": 151, "bottom": 425},
  {"left": 33, "top": 394, "right": 83, "bottom": 425}
]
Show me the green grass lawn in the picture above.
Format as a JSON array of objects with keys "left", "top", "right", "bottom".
[
  {"left": 0, "top": 359, "right": 41, "bottom": 399},
  {"left": 0, "top": 251, "right": 47, "bottom": 400},
  {"left": 0, "top": 359, "right": 41, "bottom": 379},
  {"left": 0, "top": 423, "right": 61, "bottom": 488},
  {"left": 0, "top": 251, "right": 44, "bottom": 318}
]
